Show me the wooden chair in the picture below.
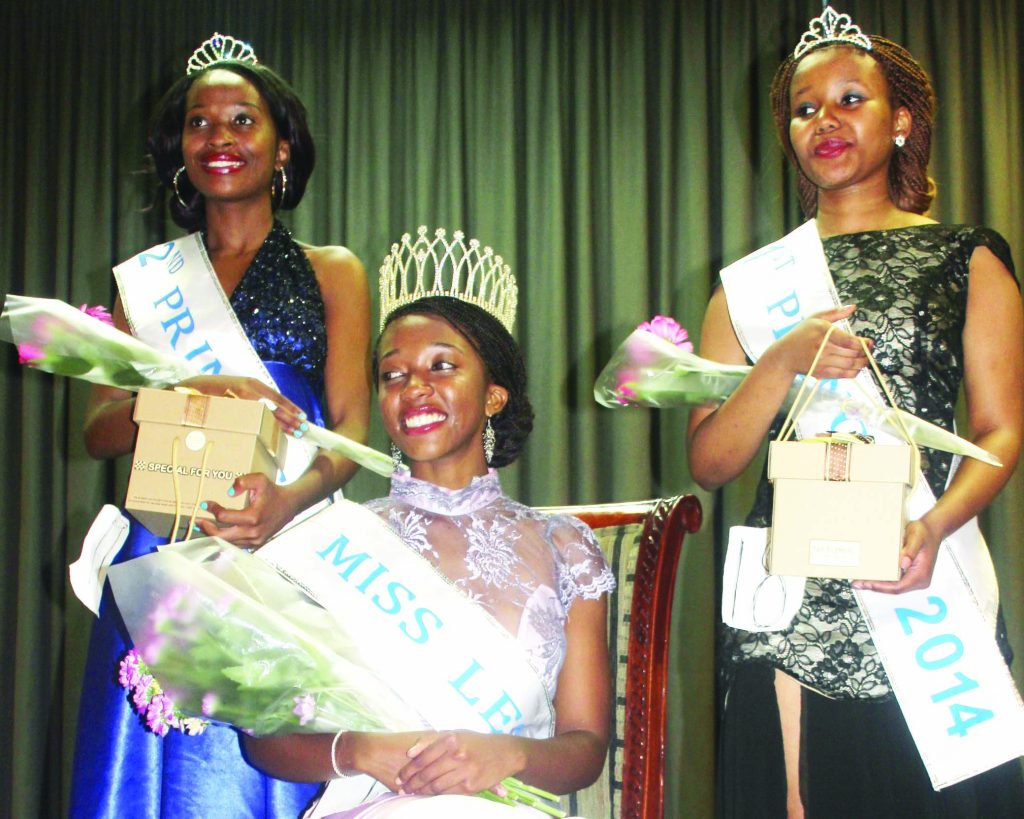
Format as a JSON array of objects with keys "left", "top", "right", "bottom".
[{"left": 540, "top": 496, "right": 703, "bottom": 819}]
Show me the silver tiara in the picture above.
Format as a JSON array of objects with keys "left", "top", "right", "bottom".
[
  {"left": 379, "top": 227, "right": 518, "bottom": 333},
  {"left": 794, "top": 6, "right": 872, "bottom": 60},
  {"left": 186, "top": 33, "right": 259, "bottom": 76}
]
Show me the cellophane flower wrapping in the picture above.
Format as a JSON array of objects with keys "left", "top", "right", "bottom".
[
  {"left": 594, "top": 327, "right": 750, "bottom": 409},
  {"left": 594, "top": 324, "right": 1001, "bottom": 465},
  {"left": 2, "top": 294, "right": 396, "bottom": 475},
  {"left": 1, "top": 294, "right": 199, "bottom": 388},
  {"left": 108, "top": 538, "right": 422, "bottom": 736}
]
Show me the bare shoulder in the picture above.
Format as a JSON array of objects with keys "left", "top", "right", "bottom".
[
  {"left": 299, "top": 242, "right": 366, "bottom": 283},
  {"left": 969, "top": 244, "right": 1016, "bottom": 281}
]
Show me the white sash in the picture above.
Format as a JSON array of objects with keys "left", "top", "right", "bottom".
[
  {"left": 113, "top": 234, "right": 315, "bottom": 484},
  {"left": 719, "top": 220, "right": 1024, "bottom": 788},
  {"left": 255, "top": 499, "right": 554, "bottom": 815}
]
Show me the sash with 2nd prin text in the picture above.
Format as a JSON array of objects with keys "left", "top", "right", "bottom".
[
  {"left": 720, "top": 219, "right": 1024, "bottom": 789},
  {"left": 113, "top": 233, "right": 275, "bottom": 387},
  {"left": 113, "top": 234, "right": 316, "bottom": 485}
]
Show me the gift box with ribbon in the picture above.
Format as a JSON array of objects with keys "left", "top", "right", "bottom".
[
  {"left": 125, "top": 388, "right": 283, "bottom": 540},
  {"left": 766, "top": 326, "right": 920, "bottom": 581},
  {"left": 767, "top": 434, "right": 915, "bottom": 580}
]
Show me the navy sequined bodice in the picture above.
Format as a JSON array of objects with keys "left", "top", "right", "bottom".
[{"left": 227, "top": 220, "right": 327, "bottom": 392}]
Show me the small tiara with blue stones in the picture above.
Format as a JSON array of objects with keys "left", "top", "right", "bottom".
[{"left": 186, "top": 33, "right": 259, "bottom": 76}]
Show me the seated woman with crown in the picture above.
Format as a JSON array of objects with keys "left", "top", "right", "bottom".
[{"left": 242, "top": 228, "right": 616, "bottom": 817}]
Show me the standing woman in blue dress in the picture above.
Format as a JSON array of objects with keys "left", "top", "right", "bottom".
[{"left": 71, "top": 35, "right": 371, "bottom": 817}]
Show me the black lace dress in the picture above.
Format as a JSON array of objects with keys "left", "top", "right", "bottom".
[{"left": 718, "top": 225, "right": 1024, "bottom": 818}]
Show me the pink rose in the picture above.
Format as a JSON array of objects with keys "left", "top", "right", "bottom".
[
  {"left": 79, "top": 304, "right": 114, "bottom": 326},
  {"left": 637, "top": 315, "right": 693, "bottom": 352},
  {"left": 17, "top": 343, "right": 44, "bottom": 365}
]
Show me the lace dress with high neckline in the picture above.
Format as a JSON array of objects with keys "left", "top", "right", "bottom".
[
  {"left": 722, "top": 224, "right": 1017, "bottom": 700},
  {"left": 366, "top": 470, "right": 616, "bottom": 700}
]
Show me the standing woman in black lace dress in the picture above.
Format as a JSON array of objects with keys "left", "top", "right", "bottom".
[{"left": 687, "top": 7, "right": 1023, "bottom": 818}]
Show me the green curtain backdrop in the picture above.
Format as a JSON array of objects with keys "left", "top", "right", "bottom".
[{"left": 1, "top": 2, "right": 1020, "bottom": 817}]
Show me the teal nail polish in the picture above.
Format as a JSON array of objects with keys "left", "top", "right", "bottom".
[
  {"left": 192, "top": 524, "right": 200, "bottom": 532},
  {"left": 227, "top": 487, "right": 236, "bottom": 497},
  {"left": 200, "top": 501, "right": 208, "bottom": 511},
  {"left": 298, "top": 411, "right": 307, "bottom": 421},
  {"left": 293, "top": 429, "right": 303, "bottom": 438},
  {"left": 300, "top": 422, "right": 309, "bottom": 432}
]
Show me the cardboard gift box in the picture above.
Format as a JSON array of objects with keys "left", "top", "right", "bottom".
[
  {"left": 126, "top": 388, "right": 283, "bottom": 539},
  {"left": 767, "top": 436, "right": 915, "bottom": 581}
]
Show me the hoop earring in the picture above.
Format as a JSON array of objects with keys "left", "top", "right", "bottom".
[
  {"left": 172, "top": 166, "right": 190, "bottom": 208},
  {"left": 273, "top": 166, "right": 288, "bottom": 207},
  {"left": 390, "top": 442, "right": 403, "bottom": 471},
  {"left": 893, "top": 134, "right": 906, "bottom": 148},
  {"left": 483, "top": 417, "right": 496, "bottom": 465}
]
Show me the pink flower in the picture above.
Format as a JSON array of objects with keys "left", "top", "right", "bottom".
[
  {"left": 145, "top": 694, "right": 176, "bottom": 736},
  {"left": 118, "top": 650, "right": 142, "bottom": 688},
  {"left": 201, "top": 692, "right": 219, "bottom": 717},
  {"left": 614, "top": 377, "right": 638, "bottom": 406},
  {"left": 79, "top": 304, "right": 114, "bottom": 326},
  {"left": 637, "top": 315, "right": 694, "bottom": 352},
  {"left": 16, "top": 343, "right": 44, "bottom": 365},
  {"left": 132, "top": 675, "right": 155, "bottom": 709},
  {"left": 293, "top": 694, "right": 316, "bottom": 726}
]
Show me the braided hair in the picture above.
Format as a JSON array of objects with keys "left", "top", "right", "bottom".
[
  {"left": 375, "top": 297, "right": 534, "bottom": 468},
  {"left": 769, "top": 36, "right": 936, "bottom": 217},
  {"left": 147, "top": 61, "right": 315, "bottom": 230}
]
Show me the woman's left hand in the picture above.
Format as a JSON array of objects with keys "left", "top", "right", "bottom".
[
  {"left": 396, "top": 731, "right": 523, "bottom": 796},
  {"left": 195, "top": 473, "right": 299, "bottom": 548},
  {"left": 852, "top": 518, "right": 942, "bottom": 594}
]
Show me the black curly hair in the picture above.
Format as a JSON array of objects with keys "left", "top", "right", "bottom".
[
  {"left": 374, "top": 297, "right": 534, "bottom": 468},
  {"left": 147, "top": 60, "right": 315, "bottom": 230},
  {"left": 770, "top": 36, "right": 936, "bottom": 217}
]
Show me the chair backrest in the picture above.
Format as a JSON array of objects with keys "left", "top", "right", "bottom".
[{"left": 540, "top": 495, "right": 702, "bottom": 819}]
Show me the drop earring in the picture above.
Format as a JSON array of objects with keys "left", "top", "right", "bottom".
[
  {"left": 483, "top": 417, "right": 496, "bottom": 465},
  {"left": 390, "top": 442, "right": 403, "bottom": 470}
]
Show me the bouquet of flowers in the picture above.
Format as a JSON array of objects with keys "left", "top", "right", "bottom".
[
  {"left": 2, "top": 294, "right": 394, "bottom": 477},
  {"left": 108, "top": 537, "right": 566, "bottom": 816},
  {"left": 1, "top": 295, "right": 197, "bottom": 388},
  {"left": 595, "top": 315, "right": 1001, "bottom": 466},
  {"left": 109, "top": 538, "right": 419, "bottom": 736}
]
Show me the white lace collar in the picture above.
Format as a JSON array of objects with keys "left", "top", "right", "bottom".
[{"left": 389, "top": 469, "right": 504, "bottom": 516}]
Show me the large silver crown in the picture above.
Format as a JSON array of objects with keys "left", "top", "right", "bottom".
[
  {"left": 379, "top": 227, "right": 518, "bottom": 333},
  {"left": 794, "top": 6, "right": 872, "bottom": 59},
  {"left": 187, "top": 33, "right": 259, "bottom": 76}
]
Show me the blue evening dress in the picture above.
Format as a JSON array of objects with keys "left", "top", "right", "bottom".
[{"left": 71, "top": 222, "right": 332, "bottom": 818}]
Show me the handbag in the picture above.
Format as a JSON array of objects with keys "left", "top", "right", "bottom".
[{"left": 766, "top": 327, "right": 919, "bottom": 580}]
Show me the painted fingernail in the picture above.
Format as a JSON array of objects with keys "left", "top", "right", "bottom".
[
  {"left": 200, "top": 501, "right": 209, "bottom": 511},
  {"left": 192, "top": 524, "right": 200, "bottom": 532},
  {"left": 298, "top": 411, "right": 307, "bottom": 421},
  {"left": 300, "top": 422, "right": 309, "bottom": 432},
  {"left": 227, "top": 487, "right": 236, "bottom": 497},
  {"left": 293, "top": 429, "right": 303, "bottom": 438}
]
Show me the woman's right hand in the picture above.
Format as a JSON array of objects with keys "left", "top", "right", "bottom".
[
  {"left": 762, "top": 305, "right": 872, "bottom": 381},
  {"left": 765, "top": 303, "right": 876, "bottom": 380},
  {"left": 176, "top": 375, "right": 307, "bottom": 435}
]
